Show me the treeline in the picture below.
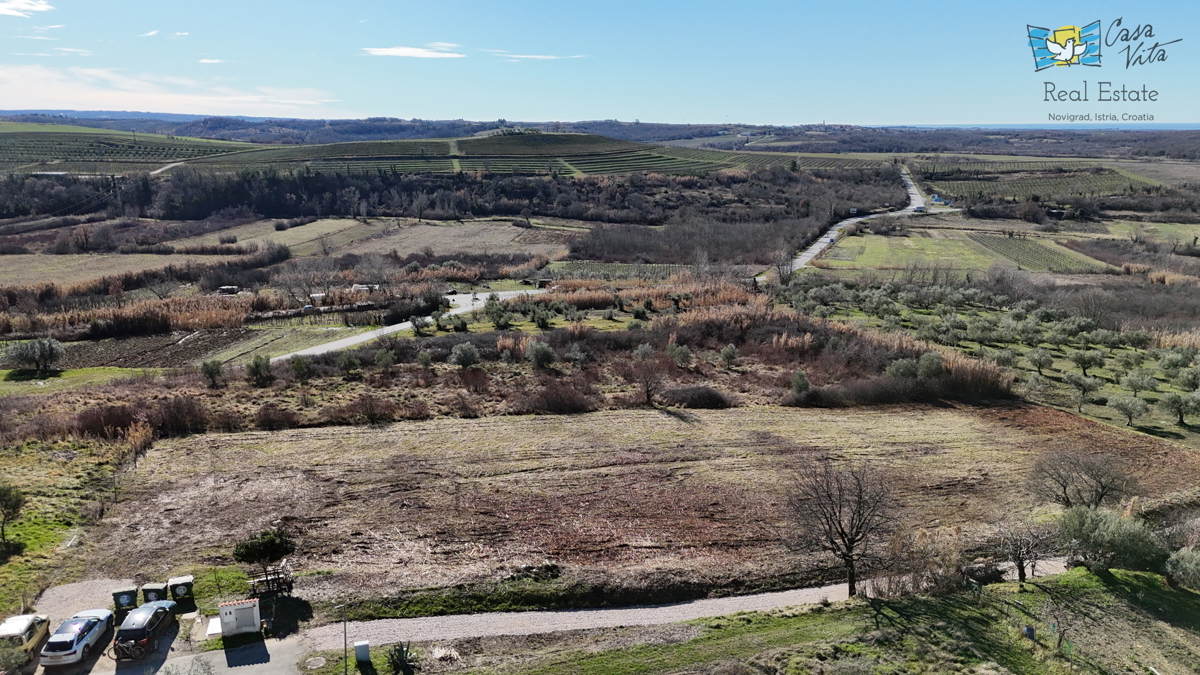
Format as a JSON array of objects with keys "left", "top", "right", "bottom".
[
  {"left": 0, "top": 164, "right": 904, "bottom": 231},
  {"left": 570, "top": 167, "right": 905, "bottom": 265}
]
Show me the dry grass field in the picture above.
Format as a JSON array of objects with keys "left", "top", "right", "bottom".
[
  {"left": 169, "top": 218, "right": 369, "bottom": 250},
  {"left": 338, "top": 220, "right": 575, "bottom": 258},
  {"left": 0, "top": 253, "right": 228, "bottom": 286},
  {"left": 82, "top": 404, "right": 1200, "bottom": 601}
]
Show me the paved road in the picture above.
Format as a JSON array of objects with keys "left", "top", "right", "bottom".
[
  {"left": 791, "top": 166, "right": 929, "bottom": 271},
  {"left": 304, "top": 559, "right": 1067, "bottom": 649},
  {"left": 270, "top": 289, "right": 544, "bottom": 362}
]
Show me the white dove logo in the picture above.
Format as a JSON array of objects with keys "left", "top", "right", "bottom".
[{"left": 1045, "top": 36, "right": 1087, "bottom": 63}]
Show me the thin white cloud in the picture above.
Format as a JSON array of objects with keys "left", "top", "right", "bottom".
[
  {"left": 198, "top": 59, "right": 223, "bottom": 64},
  {"left": 364, "top": 42, "right": 465, "bottom": 58},
  {"left": 170, "top": 32, "right": 188, "bottom": 38},
  {"left": 11, "top": 35, "right": 53, "bottom": 40},
  {"left": 483, "top": 49, "right": 585, "bottom": 61},
  {"left": 31, "top": 23, "right": 61, "bottom": 30},
  {"left": 0, "top": 1, "right": 53, "bottom": 18},
  {"left": 0, "top": 62, "right": 352, "bottom": 117},
  {"left": 13, "top": 52, "right": 49, "bottom": 56},
  {"left": 140, "top": 29, "right": 159, "bottom": 37},
  {"left": 54, "top": 47, "right": 90, "bottom": 56}
]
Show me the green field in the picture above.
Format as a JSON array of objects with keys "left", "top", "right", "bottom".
[{"left": 816, "top": 231, "right": 1008, "bottom": 270}]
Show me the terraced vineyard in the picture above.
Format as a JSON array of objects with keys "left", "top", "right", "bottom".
[
  {"left": 928, "top": 171, "right": 1155, "bottom": 200},
  {"left": 0, "top": 132, "right": 250, "bottom": 173},
  {"left": 965, "top": 233, "right": 1105, "bottom": 272},
  {"left": 912, "top": 161, "right": 1100, "bottom": 174},
  {"left": 2, "top": 128, "right": 888, "bottom": 177}
]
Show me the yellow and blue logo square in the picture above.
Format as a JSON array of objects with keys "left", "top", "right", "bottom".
[{"left": 1028, "top": 20, "right": 1102, "bottom": 71}]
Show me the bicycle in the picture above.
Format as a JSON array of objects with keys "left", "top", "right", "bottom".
[{"left": 111, "top": 640, "right": 146, "bottom": 660}]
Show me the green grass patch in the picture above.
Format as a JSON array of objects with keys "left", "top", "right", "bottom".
[
  {"left": 186, "top": 566, "right": 250, "bottom": 616},
  {"left": 1, "top": 439, "right": 117, "bottom": 615},
  {"left": 816, "top": 232, "right": 1006, "bottom": 271},
  {"left": 0, "top": 367, "right": 156, "bottom": 397}
]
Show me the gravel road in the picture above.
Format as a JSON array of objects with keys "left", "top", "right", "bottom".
[
  {"left": 305, "top": 559, "right": 1069, "bottom": 650},
  {"left": 271, "top": 289, "right": 544, "bottom": 362},
  {"left": 35, "top": 578, "right": 133, "bottom": 622}
]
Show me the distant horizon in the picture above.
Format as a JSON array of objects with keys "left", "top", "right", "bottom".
[{"left": 4, "top": 110, "right": 1200, "bottom": 132}]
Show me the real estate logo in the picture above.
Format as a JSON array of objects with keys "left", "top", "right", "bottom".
[
  {"left": 1028, "top": 21, "right": 1102, "bottom": 71},
  {"left": 1027, "top": 18, "right": 1181, "bottom": 72}
]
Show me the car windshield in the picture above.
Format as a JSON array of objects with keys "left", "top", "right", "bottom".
[
  {"left": 115, "top": 627, "right": 146, "bottom": 642},
  {"left": 42, "top": 638, "right": 75, "bottom": 652},
  {"left": 53, "top": 619, "right": 89, "bottom": 637}
]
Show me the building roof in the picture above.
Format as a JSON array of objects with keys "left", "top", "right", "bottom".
[{"left": 218, "top": 599, "right": 259, "bottom": 608}]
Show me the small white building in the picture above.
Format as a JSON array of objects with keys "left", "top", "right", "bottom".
[{"left": 218, "top": 599, "right": 261, "bottom": 637}]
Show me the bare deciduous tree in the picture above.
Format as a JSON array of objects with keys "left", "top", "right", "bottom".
[
  {"left": 1026, "top": 450, "right": 1139, "bottom": 509},
  {"left": 772, "top": 248, "right": 795, "bottom": 285},
  {"left": 995, "top": 520, "right": 1054, "bottom": 587},
  {"left": 783, "top": 460, "right": 897, "bottom": 596}
]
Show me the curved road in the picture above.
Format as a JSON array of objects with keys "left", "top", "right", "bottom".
[
  {"left": 791, "top": 166, "right": 929, "bottom": 271},
  {"left": 270, "top": 289, "right": 544, "bottom": 362}
]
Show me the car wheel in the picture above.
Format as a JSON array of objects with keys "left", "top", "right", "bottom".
[
  {"left": 152, "top": 638, "right": 160, "bottom": 653},
  {"left": 81, "top": 645, "right": 90, "bottom": 661}
]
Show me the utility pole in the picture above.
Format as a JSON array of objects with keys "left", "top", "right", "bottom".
[{"left": 334, "top": 604, "right": 347, "bottom": 675}]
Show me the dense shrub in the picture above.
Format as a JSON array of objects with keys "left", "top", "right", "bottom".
[
  {"left": 76, "top": 404, "right": 138, "bottom": 439},
  {"left": 152, "top": 396, "right": 209, "bottom": 437},
  {"left": 515, "top": 379, "right": 598, "bottom": 414},
  {"left": 209, "top": 409, "right": 246, "bottom": 432},
  {"left": 255, "top": 403, "right": 299, "bottom": 431},
  {"left": 1057, "top": 507, "right": 1163, "bottom": 572},
  {"left": 661, "top": 386, "right": 732, "bottom": 409}
]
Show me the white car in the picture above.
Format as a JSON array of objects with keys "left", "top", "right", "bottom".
[{"left": 38, "top": 610, "right": 113, "bottom": 667}]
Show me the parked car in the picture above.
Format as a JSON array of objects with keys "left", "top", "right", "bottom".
[
  {"left": 38, "top": 610, "right": 113, "bottom": 667},
  {"left": 0, "top": 614, "right": 50, "bottom": 670},
  {"left": 113, "top": 601, "right": 176, "bottom": 659}
]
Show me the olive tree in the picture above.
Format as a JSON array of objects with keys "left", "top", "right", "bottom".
[
  {"left": 1026, "top": 348, "right": 1054, "bottom": 376},
  {"left": 6, "top": 338, "right": 64, "bottom": 374},
  {"left": 233, "top": 527, "right": 296, "bottom": 578},
  {"left": 1108, "top": 397, "right": 1149, "bottom": 426},
  {"left": 200, "top": 360, "right": 224, "bottom": 388},
  {"left": 1120, "top": 369, "right": 1158, "bottom": 399},
  {"left": 1057, "top": 507, "right": 1160, "bottom": 572},
  {"left": 1159, "top": 392, "right": 1200, "bottom": 426},
  {"left": 1167, "top": 547, "right": 1200, "bottom": 589},
  {"left": 1068, "top": 350, "right": 1106, "bottom": 377}
]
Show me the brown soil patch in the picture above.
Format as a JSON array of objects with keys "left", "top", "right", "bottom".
[{"left": 79, "top": 404, "right": 1200, "bottom": 600}]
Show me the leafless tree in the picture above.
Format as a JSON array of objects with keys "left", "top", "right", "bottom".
[
  {"left": 772, "top": 248, "right": 795, "bottom": 285},
  {"left": 995, "top": 520, "right": 1054, "bottom": 587},
  {"left": 615, "top": 353, "right": 675, "bottom": 406},
  {"left": 1026, "top": 450, "right": 1139, "bottom": 509},
  {"left": 783, "top": 459, "right": 898, "bottom": 596}
]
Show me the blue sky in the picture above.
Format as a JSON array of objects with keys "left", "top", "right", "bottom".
[{"left": 0, "top": 0, "right": 1195, "bottom": 124}]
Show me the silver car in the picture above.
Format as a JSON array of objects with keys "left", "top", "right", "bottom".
[{"left": 38, "top": 610, "right": 114, "bottom": 667}]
